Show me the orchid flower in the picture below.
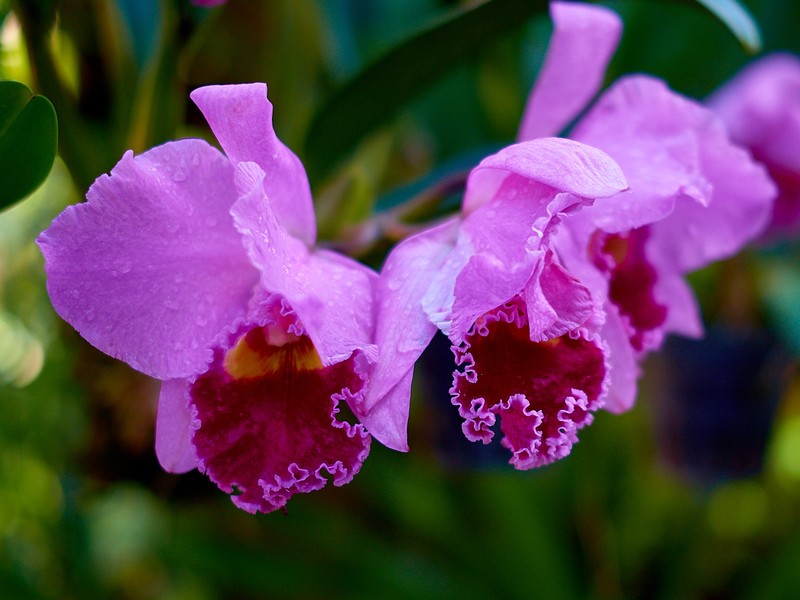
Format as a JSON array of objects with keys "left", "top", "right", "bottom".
[
  {"left": 709, "top": 53, "right": 800, "bottom": 238},
  {"left": 521, "top": 2, "right": 776, "bottom": 412},
  {"left": 38, "top": 84, "right": 378, "bottom": 513},
  {"left": 363, "top": 0, "right": 775, "bottom": 467},
  {"left": 362, "top": 138, "right": 628, "bottom": 465}
]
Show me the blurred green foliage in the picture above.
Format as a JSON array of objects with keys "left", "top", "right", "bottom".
[{"left": 2, "top": 0, "right": 800, "bottom": 598}]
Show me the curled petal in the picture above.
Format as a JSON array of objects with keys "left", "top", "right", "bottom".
[
  {"left": 518, "top": 1, "right": 622, "bottom": 141},
  {"left": 463, "top": 138, "right": 627, "bottom": 214},
  {"left": 191, "top": 83, "right": 317, "bottom": 245},
  {"left": 38, "top": 140, "right": 258, "bottom": 379},
  {"left": 524, "top": 251, "right": 594, "bottom": 342},
  {"left": 232, "top": 163, "right": 378, "bottom": 367},
  {"left": 156, "top": 379, "right": 198, "bottom": 473}
]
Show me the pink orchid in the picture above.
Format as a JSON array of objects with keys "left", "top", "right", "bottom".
[
  {"left": 363, "top": 0, "right": 775, "bottom": 467},
  {"left": 38, "top": 84, "right": 378, "bottom": 513},
  {"left": 363, "top": 138, "right": 628, "bottom": 465},
  {"left": 521, "top": 2, "right": 776, "bottom": 412},
  {"left": 709, "top": 53, "right": 800, "bottom": 238}
]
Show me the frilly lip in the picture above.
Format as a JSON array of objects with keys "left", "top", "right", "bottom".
[
  {"left": 187, "top": 295, "right": 371, "bottom": 514},
  {"left": 450, "top": 296, "right": 607, "bottom": 470}
]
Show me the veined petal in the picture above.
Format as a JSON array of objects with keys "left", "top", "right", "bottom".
[
  {"left": 462, "top": 138, "right": 627, "bottom": 214},
  {"left": 518, "top": 1, "right": 622, "bottom": 141},
  {"left": 156, "top": 379, "right": 198, "bottom": 473},
  {"left": 359, "top": 370, "right": 414, "bottom": 453},
  {"left": 232, "top": 163, "right": 378, "bottom": 367},
  {"left": 191, "top": 83, "right": 317, "bottom": 245},
  {"left": 572, "top": 76, "right": 711, "bottom": 233},
  {"left": 364, "top": 219, "right": 460, "bottom": 450},
  {"left": 573, "top": 75, "right": 775, "bottom": 267},
  {"left": 37, "top": 140, "right": 258, "bottom": 380}
]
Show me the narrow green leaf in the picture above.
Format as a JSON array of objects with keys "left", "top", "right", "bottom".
[
  {"left": 694, "top": 0, "right": 761, "bottom": 53},
  {"left": 304, "top": 0, "right": 548, "bottom": 182},
  {"left": 0, "top": 81, "right": 58, "bottom": 210}
]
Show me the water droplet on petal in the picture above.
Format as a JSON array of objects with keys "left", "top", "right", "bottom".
[{"left": 173, "top": 170, "right": 187, "bottom": 182}]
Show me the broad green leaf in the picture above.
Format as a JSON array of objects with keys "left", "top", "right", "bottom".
[
  {"left": 304, "top": 0, "right": 548, "bottom": 182},
  {"left": 694, "top": 0, "right": 761, "bottom": 52},
  {"left": 0, "top": 81, "right": 57, "bottom": 210}
]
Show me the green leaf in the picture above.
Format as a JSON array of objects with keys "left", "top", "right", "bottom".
[
  {"left": 0, "top": 81, "right": 58, "bottom": 210},
  {"left": 304, "top": 0, "right": 548, "bottom": 182},
  {"left": 694, "top": 0, "right": 761, "bottom": 53}
]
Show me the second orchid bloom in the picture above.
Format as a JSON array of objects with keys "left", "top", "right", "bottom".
[{"left": 367, "top": 1, "right": 775, "bottom": 467}]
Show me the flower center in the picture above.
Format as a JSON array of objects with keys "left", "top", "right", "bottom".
[
  {"left": 590, "top": 227, "right": 667, "bottom": 352},
  {"left": 224, "top": 325, "right": 323, "bottom": 379}
]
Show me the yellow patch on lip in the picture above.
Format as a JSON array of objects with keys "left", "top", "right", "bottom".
[
  {"left": 602, "top": 233, "right": 629, "bottom": 265},
  {"left": 224, "top": 325, "right": 324, "bottom": 380}
]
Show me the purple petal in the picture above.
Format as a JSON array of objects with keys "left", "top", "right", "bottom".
[
  {"left": 518, "top": 1, "right": 622, "bottom": 140},
  {"left": 359, "top": 370, "right": 414, "bottom": 453},
  {"left": 190, "top": 317, "right": 370, "bottom": 514},
  {"left": 711, "top": 54, "right": 800, "bottom": 174},
  {"left": 571, "top": 76, "right": 712, "bottom": 233},
  {"left": 590, "top": 227, "right": 667, "bottom": 353},
  {"left": 710, "top": 54, "right": 800, "bottom": 235},
  {"left": 38, "top": 140, "right": 258, "bottom": 380},
  {"left": 363, "top": 219, "right": 460, "bottom": 451},
  {"left": 462, "top": 138, "right": 627, "bottom": 215},
  {"left": 599, "top": 306, "right": 639, "bottom": 414},
  {"left": 231, "top": 163, "right": 378, "bottom": 368},
  {"left": 573, "top": 75, "right": 775, "bottom": 269},
  {"left": 191, "top": 84, "right": 317, "bottom": 245},
  {"left": 445, "top": 139, "right": 626, "bottom": 343},
  {"left": 523, "top": 250, "right": 594, "bottom": 342},
  {"left": 156, "top": 379, "right": 198, "bottom": 473}
]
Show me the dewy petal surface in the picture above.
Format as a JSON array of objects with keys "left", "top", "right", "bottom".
[
  {"left": 156, "top": 378, "right": 198, "bottom": 473},
  {"left": 451, "top": 297, "right": 606, "bottom": 468},
  {"left": 518, "top": 1, "right": 622, "bottom": 141},
  {"left": 38, "top": 140, "right": 259, "bottom": 380},
  {"left": 463, "top": 138, "right": 627, "bottom": 215},
  {"left": 191, "top": 83, "right": 316, "bottom": 245},
  {"left": 231, "top": 163, "right": 378, "bottom": 367},
  {"left": 190, "top": 318, "right": 370, "bottom": 514}
]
